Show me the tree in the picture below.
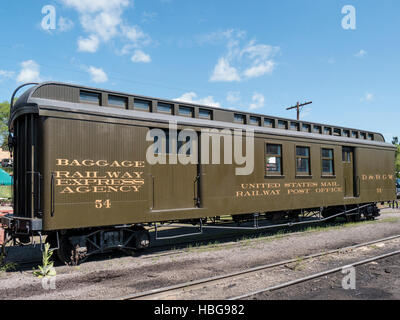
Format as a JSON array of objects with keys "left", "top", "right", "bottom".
[
  {"left": 393, "top": 136, "right": 400, "bottom": 179},
  {"left": 0, "top": 101, "right": 11, "bottom": 150}
]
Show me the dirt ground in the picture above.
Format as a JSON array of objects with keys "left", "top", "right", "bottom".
[
  {"left": 0, "top": 208, "right": 399, "bottom": 300},
  {"left": 256, "top": 254, "right": 400, "bottom": 300}
]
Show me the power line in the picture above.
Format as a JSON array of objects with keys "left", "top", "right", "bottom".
[{"left": 286, "top": 101, "right": 312, "bottom": 120}]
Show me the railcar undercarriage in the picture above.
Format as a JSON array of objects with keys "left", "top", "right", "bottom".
[{"left": 2, "top": 202, "right": 377, "bottom": 265}]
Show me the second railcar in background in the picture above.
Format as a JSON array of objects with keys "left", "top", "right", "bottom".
[{"left": 1, "top": 82, "right": 396, "bottom": 264}]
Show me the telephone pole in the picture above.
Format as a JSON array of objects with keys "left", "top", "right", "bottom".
[{"left": 286, "top": 101, "right": 312, "bottom": 120}]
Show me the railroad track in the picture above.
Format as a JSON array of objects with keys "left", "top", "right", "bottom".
[
  {"left": 229, "top": 249, "right": 400, "bottom": 300},
  {"left": 120, "top": 234, "right": 400, "bottom": 300}
]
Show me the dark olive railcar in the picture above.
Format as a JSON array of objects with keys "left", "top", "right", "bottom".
[{"left": 1, "top": 82, "right": 396, "bottom": 263}]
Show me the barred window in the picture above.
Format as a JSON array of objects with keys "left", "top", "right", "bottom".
[
  {"left": 322, "top": 148, "right": 334, "bottom": 176},
  {"left": 296, "top": 146, "right": 310, "bottom": 175},
  {"left": 265, "top": 144, "right": 282, "bottom": 176}
]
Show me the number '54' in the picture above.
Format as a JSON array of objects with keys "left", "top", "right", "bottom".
[{"left": 95, "top": 200, "right": 111, "bottom": 209}]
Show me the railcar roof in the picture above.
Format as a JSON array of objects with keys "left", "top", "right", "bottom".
[{"left": 11, "top": 82, "right": 390, "bottom": 147}]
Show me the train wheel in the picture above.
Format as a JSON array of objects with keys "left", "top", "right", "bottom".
[
  {"left": 57, "top": 236, "right": 74, "bottom": 265},
  {"left": 45, "top": 233, "right": 58, "bottom": 250},
  {"left": 133, "top": 227, "right": 150, "bottom": 251}
]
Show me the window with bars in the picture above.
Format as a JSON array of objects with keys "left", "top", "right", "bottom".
[
  {"left": 322, "top": 148, "right": 334, "bottom": 176},
  {"left": 296, "top": 146, "right": 310, "bottom": 175},
  {"left": 265, "top": 144, "right": 282, "bottom": 176}
]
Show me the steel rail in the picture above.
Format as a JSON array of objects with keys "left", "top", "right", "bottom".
[
  {"left": 119, "top": 234, "right": 400, "bottom": 300},
  {"left": 230, "top": 249, "right": 400, "bottom": 300}
]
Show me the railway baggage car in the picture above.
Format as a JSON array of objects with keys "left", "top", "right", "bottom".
[{"left": 1, "top": 82, "right": 396, "bottom": 263}]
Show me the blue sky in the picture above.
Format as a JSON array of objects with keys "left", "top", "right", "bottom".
[{"left": 0, "top": 0, "right": 399, "bottom": 141}]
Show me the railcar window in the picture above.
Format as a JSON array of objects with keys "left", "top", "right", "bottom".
[
  {"left": 265, "top": 144, "right": 282, "bottom": 176},
  {"left": 80, "top": 91, "right": 101, "bottom": 105},
  {"left": 278, "top": 120, "right": 288, "bottom": 129},
  {"left": 158, "top": 102, "right": 173, "bottom": 114},
  {"left": 322, "top": 148, "right": 334, "bottom": 176},
  {"left": 313, "top": 125, "right": 322, "bottom": 134},
  {"left": 290, "top": 122, "right": 299, "bottom": 131},
  {"left": 296, "top": 146, "right": 310, "bottom": 175},
  {"left": 343, "top": 130, "right": 350, "bottom": 137},
  {"left": 264, "top": 118, "right": 274, "bottom": 128},
  {"left": 302, "top": 124, "right": 311, "bottom": 132},
  {"left": 367, "top": 134, "right": 374, "bottom": 140},
  {"left": 360, "top": 132, "right": 367, "bottom": 139},
  {"left": 351, "top": 131, "right": 358, "bottom": 138},
  {"left": 324, "top": 127, "right": 332, "bottom": 135},
  {"left": 179, "top": 106, "right": 194, "bottom": 117},
  {"left": 108, "top": 95, "right": 127, "bottom": 108},
  {"left": 234, "top": 114, "right": 246, "bottom": 124},
  {"left": 134, "top": 99, "right": 151, "bottom": 112},
  {"left": 199, "top": 108, "right": 212, "bottom": 119},
  {"left": 333, "top": 128, "right": 341, "bottom": 136},
  {"left": 250, "top": 116, "right": 261, "bottom": 126}
]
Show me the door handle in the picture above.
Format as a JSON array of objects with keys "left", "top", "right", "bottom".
[{"left": 50, "top": 172, "right": 55, "bottom": 217}]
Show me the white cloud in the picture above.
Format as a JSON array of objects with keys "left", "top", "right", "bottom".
[
  {"left": 210, "top": 58, "right": 240, "bottom": 82},
  {"left": 122, "top": 25, "right": 146, "bottom": 42},
  {"left": 131, "top": 50, "right": 151, "bottom": 63},
  {"left": 16, "top": 60, "right": 41, "bottom": 83},
  {"left": 60, "top": 0, "right": 130, "bottom": 14},
  {"left": 243, "top": 61, "right": 275, "bottom": 79},
  {"left": 78, "top": 35, "right": 100, "bottom": 52},
  {"left": 207, "top": 29, "right": 279, "bottom": 82},
  {"left": 227, "top": 91, "right": 240, "bottom": 103},
  {"left": 355, "top": 49, "right": 367, "bottom": 58},
  {"left": 249, "top": 93, "right": 265, "bottom": 110},
  {"left": 60, "top": 0, "right": 151, "bottom": 55},
  {"left": 0, "top": 70, "right": 15, "bottom": 79},
  {"left": 58, "top": 16, "right": 74, "bottom": 32},
  {"left": 142, "top": 11, "right": 157, "bottom": 23},
  {"left": 174, "top": 92, "right": 221, "bottom": 108},
  {"left": 361, "top": 92, "right": 374, "bottom": 102},
  {"left": 88, "top": 66, "right": 108, "bottom": 83}
]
